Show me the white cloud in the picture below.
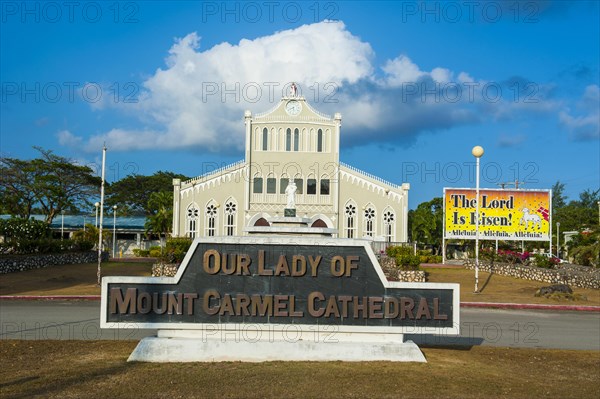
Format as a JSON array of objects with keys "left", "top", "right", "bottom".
[
  {"left": 559, "top": 85, "right": 600, "bottom": 141},
  {"left": 63, "top": 21, "right": 566, "bottom": 152},
  {"left": 57, "top": 130, "right": 82, "bottom": 147}
]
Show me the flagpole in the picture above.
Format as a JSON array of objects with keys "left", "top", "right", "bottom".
[{"left": 97, "top": 145, "right": 107, "bottom": 286}]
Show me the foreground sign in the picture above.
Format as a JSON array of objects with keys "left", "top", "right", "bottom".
[
  {"left": 444, "top": 188, "right": 551, "bottom": 241},
  {"left": 101, "top": 237, "right": 459, "bottom": 335}
]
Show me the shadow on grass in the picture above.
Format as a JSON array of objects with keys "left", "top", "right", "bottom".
[
  {"left": 0, "top": 375, "right": 40, "bottom": 389},
  {"left": 2, "top": 362, "right": 132, "bottom": 399},
  {"left": 405, "top": 335, "right": 484, "bottom": 348},
  {"left": 479, "top": 272, "right": 494, "bottom": 293}
]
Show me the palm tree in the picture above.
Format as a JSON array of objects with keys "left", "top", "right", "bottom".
[{"left": 145, "top": 192, "right": 173, "bottom": 248}]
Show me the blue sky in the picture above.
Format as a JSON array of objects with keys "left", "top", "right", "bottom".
[{"left": 1, "top": 1, "right": 599, "bottom": 208}]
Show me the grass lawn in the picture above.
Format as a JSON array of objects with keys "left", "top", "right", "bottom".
[
  {"left": 0, "top": 340, "right": 598, "bottom": 398},
  {"left": 0, "top": 261, "right": 153, "bottom": 296},
  {"left": 425, "top": 267, "right": 600, "bottom": 306}
]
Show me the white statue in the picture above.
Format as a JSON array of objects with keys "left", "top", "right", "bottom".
[
  {"left": 285, "top": 181, "right": 297, "bottom": 209},
  {"left": 290, "top": 83, "right": 297, "bottom": 97}
]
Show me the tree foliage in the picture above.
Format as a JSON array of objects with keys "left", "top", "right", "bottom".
[
  {"left": 106, "top": 171, "right": 188, "bottom": 216},
  {"left": 0, "top": 147, "right": 101, "bottom": 223},
  {"left": 410, "top": 197, "right": 443, "bottom": 253},
  {"left": 144, "top": 191, "right": 173, "bottom": 243}
]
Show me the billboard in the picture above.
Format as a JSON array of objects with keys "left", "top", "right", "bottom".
[{"left": 443, "top": 188, "right": 551, "bottom": 241}]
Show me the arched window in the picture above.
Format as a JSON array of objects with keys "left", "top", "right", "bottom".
[
  {"left": 186, "top": 204, "right": 199, "bottom": 238},
  {"left": 317, "top": 129, "right": 323, "bottom": 152},
  {"left": 262, "top": 127, "right": 268, "bottom": 151},
  {"left": 364, "top": 206, "right": 376, "bottom": 237},
  {"left": 224, "top": 200, "right": 237, "bottom": 236},
  {"left": 344, "top": 201, "right": 357, "bottom": 238},
  {"left": 306, "top": 175, "right": 317, "bottom": 195},
  {"left": 320, "top": 174, "right": 330, "bottom": 195},
  {"left": 293, "top": 128, "right": 299, "bottom": 151},
  {"left": 253, "top": 174, "right": 263, "bottom": 194},
  {"left": 205, "top": 202, "right": 218, "bottom": 237},
  {"left": 383, "top": 209, "right": 395, "bottom": 242},
  {"left": 266, "top": 173, "right": 276, "bottom": 194},
  {"left": 286, "top": 128, "right": 291, "bottom": 151}
]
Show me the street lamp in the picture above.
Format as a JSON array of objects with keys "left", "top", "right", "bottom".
[
  {"left": 112, "top": 205, "right": 117, "bottom": 258},
  {"left": 61, "top": 210, "right": 65, "bottom": 240},
  {"left": 472, "top": 145, "right": 484, "bottom": 293},
  {"left": 556, "top": 222, "right": 560, "bottom": 258},
  {"left": 94, "top": 202, "right": 100, "bottom": 228}
]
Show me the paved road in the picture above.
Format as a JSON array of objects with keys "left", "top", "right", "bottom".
[{"left": 1, "top": 301, "right": 598, "bottom": 350}]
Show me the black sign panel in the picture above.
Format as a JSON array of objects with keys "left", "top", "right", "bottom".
[{"left": 102, "top": 239, "right": 458, "bottom": 330}]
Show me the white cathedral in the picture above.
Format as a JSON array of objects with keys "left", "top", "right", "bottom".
[{"left": 171, "top": 91, "right": 410, "bottom": 242}]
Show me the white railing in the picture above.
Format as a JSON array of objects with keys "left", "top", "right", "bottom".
[
  {"left": 253, "top": 115, "right": 332, "bottom": 122},
  {"left": 251, "top": 193, "right": 332, "bottom": 205},
  {"left": 184, "top": 160, "right": 245, "bottom": 185},
  {"left": 339, "top": 162, "right": 401, "bottom": 189}
]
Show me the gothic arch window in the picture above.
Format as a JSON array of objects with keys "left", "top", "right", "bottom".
[
  {"left": 383, "top": 208, "right": 395, "bottom": 242},
  {"left": 364, "top": 205, "right": 376, "bottom": 237},
  {"left": 306, "top": 174, "right": 317, "bottom": 195},
  {"left": 186, "top": 204, "right": 199, "bottom": 238},
  {"left": 205, "top": 201, "right": 218, "bottom": 237},
  {"left": 293, "top": 128, "right": 299, "bottom": 151},
  {"left": 286, "top": 128, "right": 291, "bottom": 151},
  {"left": 262, "top": 127, "right": 268, "bottom": 151},
  {"left": 266, "top": 173, "right": 277, "bottom": 194},
  {"left": 317, "top": 129, "right": 323, "bottom": 152},
  {"left": 224, "top": 199, "right": 237, "bottom": 236},
  {"left": 253, "top": 173, "right": 263, "bottom": 194},
  {"left": 344, "top": 201, "right": 357, "bottom": 238},
  {"left": 320, "top": 174, "right": 330, "bottom": 196}
]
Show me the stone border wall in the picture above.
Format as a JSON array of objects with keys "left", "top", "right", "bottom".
[
  {"left": 152, "top": 263, "right": 179, "bottom": 277},
  {"left": 0, "top": 251, "right": 109, "bottom": 274},
  {"left": 464, "top": 260, "right": 599, "bottom": 290},
  {"left": 378, "top": 256, "right": 426, "bottom": 283}
]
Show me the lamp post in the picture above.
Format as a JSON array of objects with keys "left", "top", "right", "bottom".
[
  {"left": 83, "top": 216, "right": 86, "bottom": 233},
  {"left": 556, "top": 222, "right": 560, "bottom": 258},
  {"left": 94, "top": 202, "right": 100, "bottom": 227},
  {"left": 112, "top": 205, "right": 117, "bottom": 258},
  {"left": 61, "top": 210, "right": 65, "bottom": 240},
  {"left": 472, "top": 145, "right": 484, "bottom": 293}
]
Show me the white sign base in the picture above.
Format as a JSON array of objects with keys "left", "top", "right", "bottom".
[{"left": 127, "top": 329, "right": 426, "bottom": 363}]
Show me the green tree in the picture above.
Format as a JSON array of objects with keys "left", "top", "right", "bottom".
[
  {"left": 144, "top": 191, "right": 173, "bottom": 246},
  {"left": 410, "top": 197, "right": 444, "bottom": 254},
  {"left": 0, "top": 147, "right": 101, "bottom": 223},
  {"left": 106, "top": 171, "right": 189, "bottom": 215},
  {"left": 551, "top": 181, "right": 567, "bottom": 208}
]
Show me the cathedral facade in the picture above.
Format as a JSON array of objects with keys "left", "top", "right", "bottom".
[{"left": 172, "top": 95, "right": 410, "bottom": 242}]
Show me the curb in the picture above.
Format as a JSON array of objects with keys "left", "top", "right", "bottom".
[
  {"left": 0, "top": 295, "right": 101, "bottom": 301},
  {"left": 461, "top": 302, "right": 600, "bottom": 312},
  {"left": 1, "top": 295, "right": 599, "bottom": 312}
]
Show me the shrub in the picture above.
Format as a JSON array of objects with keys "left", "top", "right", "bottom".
[
  {"left": 395, "top": 254, "right": 421, "bottom": 271},
  {"left": 148, "top": 246, "right": 162, "bottom": 258},
  {"left": 570, "top": 244, "right": 599, "bottom": 267},
  {"left": 159, "top": 237, "right": 193, "bottom": 264},
  {"left": 386, "top": 245, "right": 412, "bottom": 257},
  {"left": 132, "top": 249, "right": 150, "bottom": 257},
  {"left": 533, "top": 254, "right": 559, "bottom": 269},
  {"left": 0, "top": 218, "right": 51, "bottom": 241},
  {"left": 0, "top": 238, "right": 94, "bottom": 255}
]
